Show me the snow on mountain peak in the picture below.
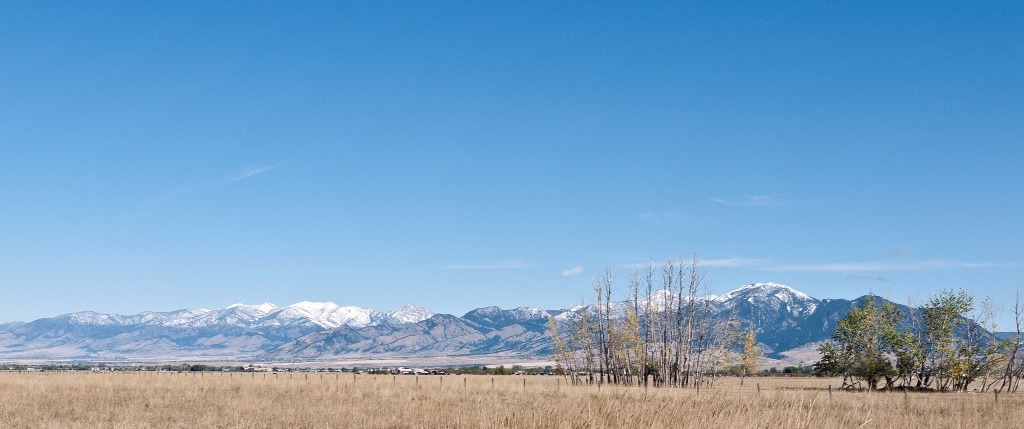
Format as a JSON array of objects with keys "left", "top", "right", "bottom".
[
  {"left": 717, "top": 282, "right": 814, "bottom": 302},
  {"left": 272, "top": 301, "right": 375, "bottom": 329},
  {"left": 285, "top": 301, "right": 339, "bottom": 313},
  {"left": 646, "top": 289, "right": 675, "bottom": 310},
  {"left": 253, "top": 302, "right": 278, "bottom": 313},
  {"left": 68, "top": 311, "right": 122, "bottom": 325},
  {"left": 715, "top": 282, "right": 817, "bottom": 316},
  {"left": 510, "top": 307, "right": 551, "bottom": 320},
  {"left": 226, "top": 302, "right": 278, "bottom": 313},
  {"left": 385, "top": 305, "right": 435, "bottom": 324}
]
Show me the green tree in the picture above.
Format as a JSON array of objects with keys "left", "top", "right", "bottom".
[
  {"left": 816, "top": 295, "right": 901, "bottom": 389},
  {"left": 813, "top": 341, "right": 848, "bottom": 377},
  {"left": 916, "top": 290, "right": 973, "bottom": 390}
]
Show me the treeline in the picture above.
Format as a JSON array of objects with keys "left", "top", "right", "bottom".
[
  {"left": 427, "top": 365, "right": 562, "bottom": 375},
  {"left": 1, "top": 364, "right": 263, "bottom": 372},
  {"left": 813, "top": 290, "right": 1024, "bottom": 392},
  {"left": 550, "top": 258, "right": 741, "bottom": 389}
]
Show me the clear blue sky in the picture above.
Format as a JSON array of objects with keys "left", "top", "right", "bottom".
[{"left": 1, "top": 2, "right": 1021, "bottom": 325}]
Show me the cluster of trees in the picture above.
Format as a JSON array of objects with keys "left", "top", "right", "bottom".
[
  {"left": 549, "top": 258, "right": 742, "bottom": 389},
  {"left": 452, "top": 365, "right": 561, "bottom": 375},
  {"left": 814, "top": 290, "right": 1024, "bottom": 392}
]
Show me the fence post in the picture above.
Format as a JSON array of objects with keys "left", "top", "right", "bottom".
[{"left": 756, "top": 383, "right": 760, "bottom": 394}]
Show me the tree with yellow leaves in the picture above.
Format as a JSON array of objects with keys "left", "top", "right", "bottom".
[{"left": 742, "top": 330, "right": 760, "bottom": 377}]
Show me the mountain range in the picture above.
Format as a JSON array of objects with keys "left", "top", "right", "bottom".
[{"left": 0, "top": 283, "right": 915, "bottom": 362}]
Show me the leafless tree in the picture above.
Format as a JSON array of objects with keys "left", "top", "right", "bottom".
[{"left": 551, "top": 256, "right": 721, "bottom": 390}]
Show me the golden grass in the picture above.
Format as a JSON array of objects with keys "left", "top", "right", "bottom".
[{"left": 1, "top": 371, "right": 1022, "bottom": 428}]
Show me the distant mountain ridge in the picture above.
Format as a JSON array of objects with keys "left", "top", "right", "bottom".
[
  {"left": 48, "top": 302, "right": 435, "bottom": 331},
  {"left": 0, "top": 283, "right": 953, "bottom": 362}
]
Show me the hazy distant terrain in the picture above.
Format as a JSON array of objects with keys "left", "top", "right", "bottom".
[{"left": 0, "top": 283, "right": 926, "bottom": 364}]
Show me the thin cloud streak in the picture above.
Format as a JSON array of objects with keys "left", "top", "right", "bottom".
[
  {"left": 622, "top": 257, "right": 767, "bottom": 271},
  {"left": 711, "top": 194, "right": 787, "bottom": 207},
  {"left": 885, "top": 248, "right": 912, "bottom": 257},
  {"left": 562, "top": 266, "right": 584, "bottom": 277},
  {"left": 230, "top": 165, "right": 278, "bottom": 182},
  {"left": 142, "top": 165, "right": 279, "bottom": 207},
  {"left": 441, "top": 260, "right": 530, "bottom": 270},
  {"left": 702, "top": 257, "right": 769, "bottom": 268},
  {"left": 847, "top": 274, "right": 887, "bottom": 282},
  {"left": 639, "top": 210, "right": 679, "bottom": 224},
  {"left": 146, "top": 183, "right": 207, "bottom": 205},
  {"left": 770, "top": 260, "right": 1017, "bottom": 272}
]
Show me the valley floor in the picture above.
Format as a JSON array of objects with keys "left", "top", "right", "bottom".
[{"left": 1, "top": 372, "right": 1021, "bottom": 428}]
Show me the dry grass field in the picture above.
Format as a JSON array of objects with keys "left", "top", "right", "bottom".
[{"left": 1, "top": 371, "right": 1022, "bottom": 428}]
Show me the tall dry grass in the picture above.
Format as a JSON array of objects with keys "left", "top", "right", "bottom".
[{"left": 0, "top": 371, "right": 1021, "bottom": 428}]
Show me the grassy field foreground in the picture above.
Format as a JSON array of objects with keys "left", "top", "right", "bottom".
[{"left": 1, "top": 372, "right": 1022, "bottom": 428}]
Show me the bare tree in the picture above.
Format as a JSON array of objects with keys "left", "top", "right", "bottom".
[
  {"left": 550, "top": 256, "right": 723, "bottom": 390},
  {"left": 999, "top": 289, "right": 1024, "bottom": 392}
]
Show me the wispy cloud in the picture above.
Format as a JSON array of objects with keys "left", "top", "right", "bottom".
[
  {"left": 441, "top": 260, "right": 529, "bottom": 270},
  {"left": 146, "top": 183, "right": 208, "bottom": 205},
  {"left": 711, "top": 194, "right": 787, "bottom": 207},
  {"left": 885, "top": 248, "right": 912, "bottom": 257},
  {"left": 771, "top": 260, "right": 1017, "bottom": 272},
  {"left": 121, "top": 212, "right": 158, "bottom": 221},
  {"left": 702, "top": 257, "right": 769, "bottom": 268},
  {"left": 141, "top": 165, "right": 279, "bottom": 208},
  {"left": 230, "top": 165, "right": 278, "bottom": 182},
  {"left": 561, "top": 266, "right": 584, "bottom": 277},
  {"left": 639, "top": 210, "right": 679, "bottom": 224},
  {"left": 623, "top": 257, "right": 768, "bottom": 271},
  {"left": 616, "top": 255, "right": 1013, "bottom": 274},
  {"left": 847, "top": 274, "right": 887, "bottom": 282}
]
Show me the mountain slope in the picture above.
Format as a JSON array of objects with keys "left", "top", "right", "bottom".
[
  {"left": 0, "top": 302, "right": 436, "bottom": 360},
  {"left": 0, "top": 284, "right": 994, "bottom": 362}
]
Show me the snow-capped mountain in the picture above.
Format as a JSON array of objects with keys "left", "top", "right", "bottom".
[
  {"left": 462, "top": 306, "right": 553, "bottom": 330},
  {"left": 40, "top": 302, "right": 432, "bottom": 331},
  {"left": 0, "top": 283, "right": 967, "bottom": 362},
  {"left": 261, "top": 302, "right": 375, "bottom": 329},
  {"left": 0, "top": 301, "right": 442, "bottom": 360},
  {"left": 372, "top": 305, "right": 435, "bottom": 325},
  {"left": 716, "top": 282, "right": 818, "bottom": 317}
]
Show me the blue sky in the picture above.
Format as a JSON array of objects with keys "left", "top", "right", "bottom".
[{"left": 1, "top": 2, "right": 1022, "bottom": 325}]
